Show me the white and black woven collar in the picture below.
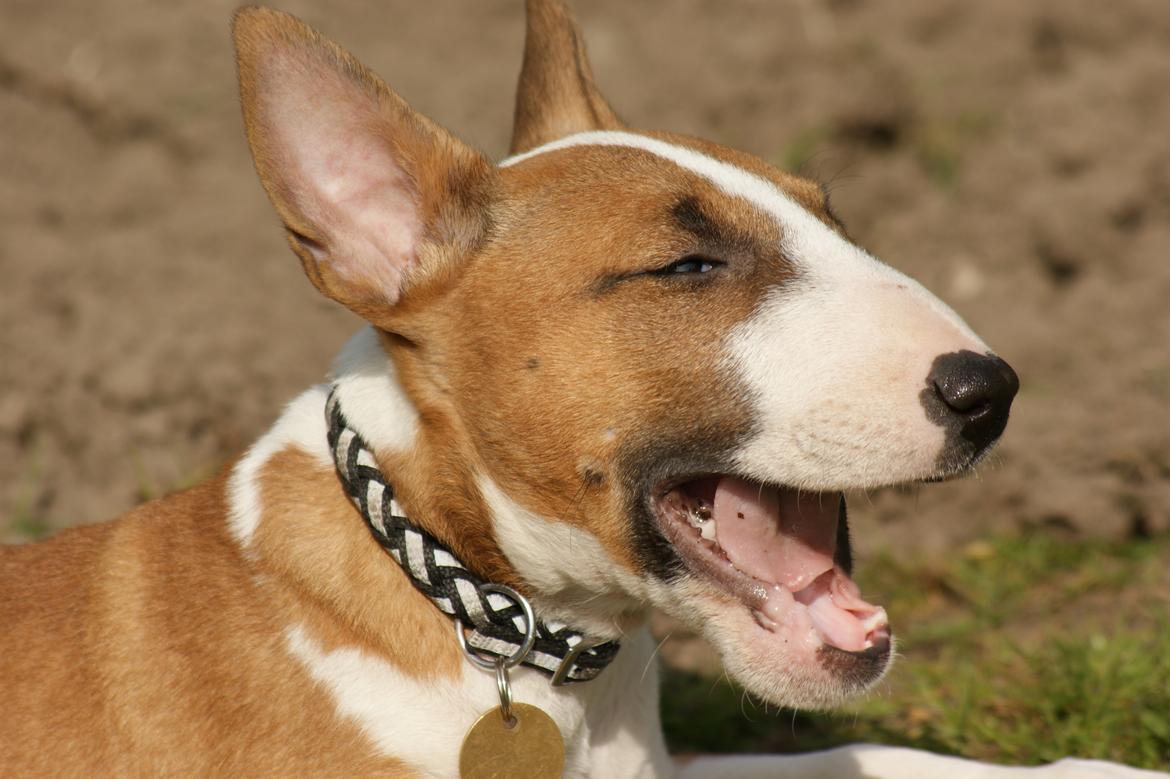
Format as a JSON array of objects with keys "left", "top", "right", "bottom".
[{"left": 325, "top": 387, "right": 621, "bottom": 683}]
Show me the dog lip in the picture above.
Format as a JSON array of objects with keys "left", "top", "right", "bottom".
[
  {"left": 922, "top": 453, "right": 985, "bottom": 483},
  {"left": 926, "top": 434, "right": 1003, "bottom": 484},
  {"left": 815, "top": 633, "right": 895, "bottom": 680},
  {"left": 824, "top": 633, "right": 892, "bottom": 660},
  {"left": 650, "top": 471, "right": 712, "bottom": 500}
]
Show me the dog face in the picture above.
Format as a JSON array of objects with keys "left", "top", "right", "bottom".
[{"left": 235, "top": 1, "right": 1017, "bottom": 709}]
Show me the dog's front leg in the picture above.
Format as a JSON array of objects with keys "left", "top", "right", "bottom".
[{"left": 677, "top": 746, "right": 1170, "bottom": 779}]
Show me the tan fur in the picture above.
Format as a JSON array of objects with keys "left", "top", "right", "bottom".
[
  {"left": 252, "top": 447, "right": 464, "bottom": 679},
  {"left": 0, "top": 462, "right": 422, "bottom": 776},
  {"left": 376, "top": 332, "right": 528, "bottom": 590}
]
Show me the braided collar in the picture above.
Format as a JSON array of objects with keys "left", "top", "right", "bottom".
[{"left": 325, "top": 387, "right": 621, "bottom": 683}]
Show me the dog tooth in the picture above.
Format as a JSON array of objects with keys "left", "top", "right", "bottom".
[
  {"left": 686, "top": 504, "right": 713, "bottom": 529},
  {"left": 752, "top": 609, "right": 779, "bottom": 631},
  {"left": 699, "top": 518, "right": 717, "bottom": 542}
]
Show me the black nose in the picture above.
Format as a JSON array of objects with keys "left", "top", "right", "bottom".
[{"left": 929, "top": 351, "right": 1019, "bottom": 453}]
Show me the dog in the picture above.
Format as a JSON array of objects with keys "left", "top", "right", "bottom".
[{"left": 2, "top": 2, "right": 1164, "bottom": 777}]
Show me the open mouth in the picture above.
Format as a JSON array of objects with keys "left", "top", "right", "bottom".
[{"left": 652, "top": 475, "right": 890, "bottom": 655}]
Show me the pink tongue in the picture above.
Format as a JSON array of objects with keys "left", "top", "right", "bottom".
[
  {"left": 712, "top": 476, "right": 839, "bottom": 591},
  {"left": 712, "top": 476, "right": 887, "bottom": 652},
  {"left": 795, "top": 572, "right": 883, "bottom": 652}
]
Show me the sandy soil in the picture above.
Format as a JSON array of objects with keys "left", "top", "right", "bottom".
[{"left": 3, "top": 0, "right": 1169, "bottom": 555}]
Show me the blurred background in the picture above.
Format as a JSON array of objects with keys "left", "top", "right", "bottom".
[{"left": 2, "top": 0, "right": 1168, "bottom": 768}]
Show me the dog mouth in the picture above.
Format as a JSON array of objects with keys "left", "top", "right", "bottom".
[{"left": 652, "top": 475, "right": 890, "bottom": 655}]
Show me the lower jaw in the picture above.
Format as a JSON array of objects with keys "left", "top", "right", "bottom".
[{"left": 710, "top": 603, "right": 895, "bottom": 709}]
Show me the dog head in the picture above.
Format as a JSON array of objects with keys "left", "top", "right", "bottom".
[{"left": 234, "top": 0, "right": 1017, "bottom": 709}]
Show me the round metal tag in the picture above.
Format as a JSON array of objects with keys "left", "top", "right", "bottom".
[{"left": 459, "top": 702, "right": 565, "bottom": 779}]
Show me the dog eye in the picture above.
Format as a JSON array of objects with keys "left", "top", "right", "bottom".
[{"left": 655, "top": 255, "right": 723, "bottom": 276}]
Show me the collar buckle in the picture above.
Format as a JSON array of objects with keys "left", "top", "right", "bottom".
[{"left": 551, "top": 637, "right": 602, "bottom": 687}]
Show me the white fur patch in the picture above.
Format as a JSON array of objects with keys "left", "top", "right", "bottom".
[
  {"left": 680, "top": 747, "right": 1170, "bottom": 779},
  {"left": 576, "top": 628, "right": 675, "bottom": 778},
  {"left": 329, "top": 326, "right": 419, "bottom": 453},
  {"left": 284, "top": 623, "right": 594, "bottom": 777},
  {"left": 284, "top": 621, "right": 673, "bottom": 778},
  {"left": 479, "top": 472, "right": 709, "bottom": 646},
  {"left": 227, "top": 385, "right": 334, "bottom": 548},
  {"left": 725, "top": 280, "right": 986, "bottom": 489},
  {"left": 479, "top": 473, "right": 648, "bottom": 639}
]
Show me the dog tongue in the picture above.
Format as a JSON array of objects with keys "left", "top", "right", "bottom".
[
  {"left": 712, "top": 476, "right": 839, "bottom": 592},
  {"left": 712, "top": 476, "right": 884, "bottom": 652}
]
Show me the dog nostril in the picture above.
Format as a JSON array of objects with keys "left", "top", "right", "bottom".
[
  {"left": 933, "top": 380, "right": 993, "bottom": 417},
  {"left": 928, "top": 351, "right": 1020, "bottom": 452}
]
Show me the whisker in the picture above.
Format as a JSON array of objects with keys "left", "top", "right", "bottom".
[{"left": 640, "top": 631, "right": 672, "bottom": 684}]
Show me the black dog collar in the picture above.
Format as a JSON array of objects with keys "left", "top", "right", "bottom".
[{"left": 325, "top": 387, "right": 620, "bottom": 683}]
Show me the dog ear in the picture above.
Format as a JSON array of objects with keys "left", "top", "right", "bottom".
[
  {"left": 233, "top": 7, "right": 494, "bottom": 326},
  {"left": 509, "top": 0, "right": 622, "bottom": 155}
]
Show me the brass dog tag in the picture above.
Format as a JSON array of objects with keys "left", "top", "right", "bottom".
[{"left": 459, "top": 702, "right": 565, "bottom": 779}]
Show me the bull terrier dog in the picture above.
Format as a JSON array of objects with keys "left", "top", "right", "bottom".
[{"left": 3, "top": 2, "right": 1163, "bottom": 777}]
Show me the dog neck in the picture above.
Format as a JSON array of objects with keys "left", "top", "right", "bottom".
[
  {"left": 325, "top": 327, "right": 649, "bottom": 642},
  {"left": 328, "top": 327, "right": 519, "bottom": 586},
  {"left": 325, "top": 381, "right": 621, "bottom": 682}
]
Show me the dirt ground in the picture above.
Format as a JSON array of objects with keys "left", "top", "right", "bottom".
[{"left": 3, "top": 0, "right": 1169, "bottom": 558}]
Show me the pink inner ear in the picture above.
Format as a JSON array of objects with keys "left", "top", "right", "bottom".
[{"left": 264, "top": 57, "right": 422, "bottom": 305}]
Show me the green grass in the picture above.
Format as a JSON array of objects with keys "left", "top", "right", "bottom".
[{"left": 662, "top": 532, "right": 1170, "bottom": 770}]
